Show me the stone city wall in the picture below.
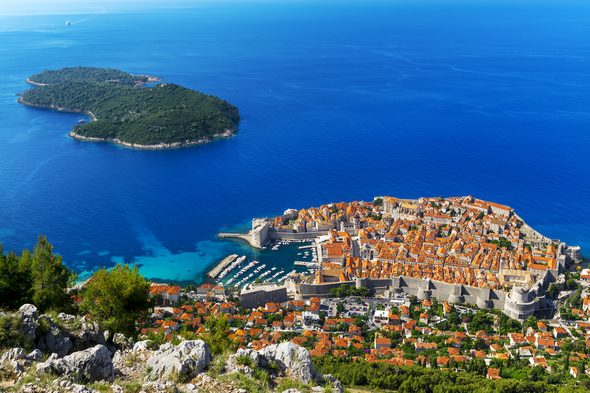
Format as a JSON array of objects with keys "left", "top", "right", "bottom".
[{"left": 268, "top": 230, "right": 330, "bottom": 240}]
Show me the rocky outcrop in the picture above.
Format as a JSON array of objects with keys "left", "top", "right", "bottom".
[
  {"left": 36, "top": 315, "right": 72, "bottom": 357},
  {"left": 259, "top": 342, "right": 314, "bottom": 384},
  {"left": 18, "top": 304, "right": 38, "bottom": 342},
  {"left": 322, "top": 374, "right": 344, "bottom": 393},
  {"left": 145, "top": 340, "right": 210, "bottom": 381},
  {"left": 67, "top": 320, "right": 107, "bottom": 352},
  {"left": 36, "top": 344, "right": 114, "bottom": 382},
  {"left": 226, "top": 342, "right": 315, "bottom": 384},
  {"left": 27, "top": 349, "right": 43, "bottom": 362},
  {"left": 132, "top": 340, "right": 154, "bottom": 353},
  {"left": 0, "top": 348, "right": 26, "bottom": 364}
]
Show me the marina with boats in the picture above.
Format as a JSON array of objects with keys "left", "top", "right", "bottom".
[{"left": 208, "top": 238, "right": 320, "bottom": 289}]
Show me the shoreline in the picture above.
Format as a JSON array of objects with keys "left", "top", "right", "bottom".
[
  {"left": 18, "top": 96, "right": 97, "bottom": 121},
  {"left": 68, "top": 128, "right": 236, "bottom": 150},
  {"left": 18, "top": 96, "right": 236, "bottom": 150}
]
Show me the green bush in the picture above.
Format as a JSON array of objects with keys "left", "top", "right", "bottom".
[{"left": 236, "top": 354, "right": 253, "bottom": 367}]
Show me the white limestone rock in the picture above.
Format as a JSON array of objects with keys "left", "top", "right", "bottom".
[
  {"left": 0, "top": 348, "right": 25, "bottom": 364},
  {"left": 27, "top": 349, "right": 43, "bottom": 362},
  {"left": 18, "top": 304, "right": 38, "bottom": 341},
  {"left": 50, "top": 344, "right": 114, "bottom": 382},
  {"left": 323, "top": 374, "right": 344, "bottom": 393},
  {"left": 36, "top": 315, "right": 72, "bottom": 357},
  {"left": 226, "top": 348, "right": 259, "bottom": 376},
  {"left": 258, "top": 342, "right": 314, "bottom": 384},
  {"left": 145, "top": 340, "right": 210, "bottom": 381},
  {"left": 133, "top": 340, "right": 152, "bottom": 353},
  {"left": 9, "top": 360, "right": 24, "bottom": 374},
  {"left": 142, "top": 381, "right": 177, "bottom": 392}
]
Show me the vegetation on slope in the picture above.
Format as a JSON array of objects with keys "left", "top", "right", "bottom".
[
  {"left": 0, "top": 236, "right": 76, "bottom": 313},
  {"left": 21, "top": 67, "right": 239, "bottom": 146},
  {"left": 28, "top": 66, "right": 147, "bottom": 86}
]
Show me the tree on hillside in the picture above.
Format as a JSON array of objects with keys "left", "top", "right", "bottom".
[
  {"left": 25, "top": 236, "right": 77, "bottom": 313},
  {"left": 81, "top": 263, "right": 151, "bottom": 342},
  {"left": 0, "top": 236, "right": 75, "bottom": 312},
  {"left": 0, "top": 245, "right": 33, "bottom": 310}
]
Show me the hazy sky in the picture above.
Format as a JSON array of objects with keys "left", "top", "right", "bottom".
[{"left": 0, "top": 0, "right": 252, "bottom": 16}]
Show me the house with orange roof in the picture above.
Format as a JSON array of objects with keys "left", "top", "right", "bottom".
[
  {"left": 272, "top": 320, "right": 283, "bottom": 330},
  {"left": 537, "top": 321, "right": 547, "bottom": 332},
  {"left": 291, "top": 336, "right": 307, "bottom": 346},
  {"left": 487, "top": 368, "right": 501, "bottom": 380},
  {"left": 570, "top": 366, "right": 579, "bottom": 378},
  {"left": 283, "top": 314, "right": 296, "bottom": 329},
  {"left": 197, "top": 283, "right": 215, "bottom": 295},
  {"left": 437, "top": 357, "right": 451, "bottom": 367},
  {"left": 179, "top": 313, "right": 193, "bottom": 323},
  {"left": 553, "top": 327, "right": 568, "bottom": 338},
  {"left": 374, "top": 337, "right": 391, "bottom": 350},
  {"left": 536, "top": 337, "right": 555, "bottom": 350},
  {"left": 149, "top": 284, "right": 181, "bottom": 304},
  {"left": 529, "top": 356, "right": 548, "bottom": 368},
  {"left": 415, "top": 342, "right": 437, "bottom": 353},
  {"left": 287, "top": 300, "right": 305, "bottom": 311},
  {"left": 419, "top": 313, "right": 429, "bottom": 324},
  {"left": 509, "top": 333, "right": 525, "bottom": 346},
  {"left": 443, "top": 302, "right": 452, "bottom": 316}
]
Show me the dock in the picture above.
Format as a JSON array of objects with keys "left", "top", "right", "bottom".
[
  {"left": 298, "top": 245, "right": 315, "bottom": 249},
  {"left": 207, "top": 254, "right": 238, "bottom": 279},
  {"left": 294, "top": 261, "right": 317, "bottom": 266}
]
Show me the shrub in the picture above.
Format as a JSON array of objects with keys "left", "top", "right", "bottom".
[
  {"left": 236, "top": 354, "right": 253, "bottom": 367},
  {"left": 266, "top": 360, "right": 280, "bottom": 371}
]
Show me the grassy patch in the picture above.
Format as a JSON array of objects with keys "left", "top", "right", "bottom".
[
  {"left": 123, "top": 352, "right": 141, "bottom": 368},
  {"left": 118, "top": 381, "right": 142, "bottom": 393},
  {"left": 219, "top": 371, "right": 268, "bottom": 393},
  {"left": 276, "top": 378, "right": 313, "bottom": 393},
  {"left": 0, "top": 314, "right": 30, "bottom": 349},
  {"left": 268, "top": 361, "right": 281, "bottom": 371},
  {"left": 86, "top": 381, "right": 113, "bottom": 393},
  {"left": 169, "top": 368, "right": 187, "bottom": 384}
]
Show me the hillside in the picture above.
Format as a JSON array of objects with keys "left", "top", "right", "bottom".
[{"left": 20, "top": 67, "right": 240, "bottom": 148}]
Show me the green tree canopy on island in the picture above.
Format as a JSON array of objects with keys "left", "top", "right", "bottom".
[
  {"left": 28, "top": 66, "right": 147, "bottom": 86},
  {"left": 0, "top": 236, "right": 76, "bottom": 313},
  {"left": 80, "top": 263, "right": 151, "bottom": 342},
  {"left": 21, "top": 67, "right": 240, "bottom": 147}
]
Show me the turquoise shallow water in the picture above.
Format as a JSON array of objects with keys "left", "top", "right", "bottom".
[{"left": 0, "top": 1, "right": 589, "bottom": 285}]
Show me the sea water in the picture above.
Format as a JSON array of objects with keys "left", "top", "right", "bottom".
[{"left": 0, "top": 1, "right": 589, "bottom": 285}]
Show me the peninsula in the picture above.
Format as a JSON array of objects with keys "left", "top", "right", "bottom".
[
  {"left": 221, "top": 195, "right": 584, "bottom": 320},
  {"left": 19, "top": 66, "right": 239, "bottom": 149}
]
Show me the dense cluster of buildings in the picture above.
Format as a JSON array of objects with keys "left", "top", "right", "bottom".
[
  {"left": 141, "top": 283, "right": 590, "bottom": 381},
  {"left": 248, "top": 196, "right": 582, "bottom": 320}
]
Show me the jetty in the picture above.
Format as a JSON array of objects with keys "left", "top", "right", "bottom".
[
  {"left": 294, "top": 261, "right": 313, "bottom": 266},
  {"left": 207, "top": 254, "right": 238, "bottom": 279},
  {"left": 218, "top": 232, "right": 260, "bottom": 248},
  {"left": 298, "top": 245, "right": 315, "bottom": 249}
]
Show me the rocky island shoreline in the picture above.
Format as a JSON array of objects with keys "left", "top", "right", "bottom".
[{"left": 67, "top": 128, "right": 237, "bottom": 150}]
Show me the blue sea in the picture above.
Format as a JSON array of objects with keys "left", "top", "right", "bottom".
[{"left": 0, "top": 1, "right": 589, "bottom": 285}]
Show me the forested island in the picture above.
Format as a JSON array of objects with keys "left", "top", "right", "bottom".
[{"left": 19, "top": 66, "right": 240, "bottom": 149}]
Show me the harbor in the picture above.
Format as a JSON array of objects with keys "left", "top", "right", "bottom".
[
  {"left": 206, "top": 254, "right": 238, "bottom": 279},
  {"left": 207, "top": 238, "right": 320, "bottom": 288}
]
